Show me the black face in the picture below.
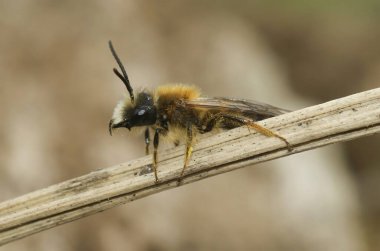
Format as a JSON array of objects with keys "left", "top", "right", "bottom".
[{"left": 109, "top": 92, "right": 157, "bottom": 134}]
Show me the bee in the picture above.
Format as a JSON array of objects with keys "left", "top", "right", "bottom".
[{"left": 108, "top": 41, "right": 291, "bottom": 183}]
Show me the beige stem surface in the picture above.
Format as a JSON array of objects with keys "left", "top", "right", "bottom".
[{"left": 0, "top": 88, "right": 379, "bottom": 246}]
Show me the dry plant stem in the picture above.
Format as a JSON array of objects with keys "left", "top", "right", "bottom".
[{"left": 1, "top": 88, "right": 380, "bottom": 246}]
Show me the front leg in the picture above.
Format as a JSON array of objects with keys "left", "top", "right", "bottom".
[
  {"left": 144, "top": 128, "right": 150, "bottom": 155},
  {"left": 152, "top": 128, "right": 160, "bottom": 183}
]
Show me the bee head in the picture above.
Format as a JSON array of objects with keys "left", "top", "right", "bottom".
[
  {"left": 109, "top": 92, "right": 157, "bottom": 134},
  {"left": 108, "top": 41, "right": 156, "bottom": 135}
]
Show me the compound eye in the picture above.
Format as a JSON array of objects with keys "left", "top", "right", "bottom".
[{"left": 137, "top": 109, "right": 145, "bottom": 116}]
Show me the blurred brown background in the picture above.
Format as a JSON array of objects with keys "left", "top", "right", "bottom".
[{"left": 1, "top": 1, "right": 379, "bottom": 250}]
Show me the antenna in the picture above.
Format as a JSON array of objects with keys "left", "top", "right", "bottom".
[{"left": 109, "top": 40, "right": 134, "bottom": 103}]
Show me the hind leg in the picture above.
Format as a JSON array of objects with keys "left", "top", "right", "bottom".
[{"left": 221, "top": 114, "right": 291, "bottom": 150}]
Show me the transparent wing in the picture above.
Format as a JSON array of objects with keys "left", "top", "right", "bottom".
[{"left": 184, "top": 97, "right": 290, "bottom": 120}]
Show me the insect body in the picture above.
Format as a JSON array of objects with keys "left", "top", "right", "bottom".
[{"left": 108, "top": 41, "right": 290, "bottom": 183}]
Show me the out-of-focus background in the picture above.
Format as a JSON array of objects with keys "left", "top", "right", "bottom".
[{"left": 1, "top": 1, "right": 379, "bottom": 250}]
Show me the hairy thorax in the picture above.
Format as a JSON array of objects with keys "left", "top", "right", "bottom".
[{"left": 155, "top": 84, "right": 203, "bottom": 129}]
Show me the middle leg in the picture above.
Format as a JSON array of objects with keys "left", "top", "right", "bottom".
[{"left": 180, "top": 122, "right": 194, "bottom": 178}]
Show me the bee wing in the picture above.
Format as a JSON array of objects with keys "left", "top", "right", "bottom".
[{"left": 184, "top": 97, "right": 290, "bottom": 120}]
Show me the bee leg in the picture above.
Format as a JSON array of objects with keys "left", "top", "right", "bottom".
[
  {"left": 145, "top": 128, "right": 150, "bottom": 155},
  {"left": 222, "top": 114, "right": 292, "bottom": 151},
  {"left": 174, "top": 140, "right": 180, "bottom": 147},
  {"left": 198, "top": 114, "right": 219, "bottom": 134},
  {"left": 153, "top": 128, "right": 160, "bottom": 183},
  {"left": 178, "top": 123, "right": 194, "bottom": 182},
  {"left": 248, "top": 122, "right": 292, "bottom": 151}
]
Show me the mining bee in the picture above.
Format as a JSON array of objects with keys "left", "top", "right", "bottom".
[{"left": 108, "top": 41, "right": 291, "bottom": 183}]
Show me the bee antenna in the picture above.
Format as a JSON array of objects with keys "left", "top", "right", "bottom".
[{"left": 108, "top": 40, "right": 135, "bottom": 103}]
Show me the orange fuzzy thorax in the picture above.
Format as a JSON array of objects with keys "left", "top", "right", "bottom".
[{"left": 154, "top": 84, "right": 201, "bottom": 101}]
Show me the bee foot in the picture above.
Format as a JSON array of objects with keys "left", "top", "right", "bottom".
[{"left": 176, "top": 177, "right": 184, "bottom": 186}]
